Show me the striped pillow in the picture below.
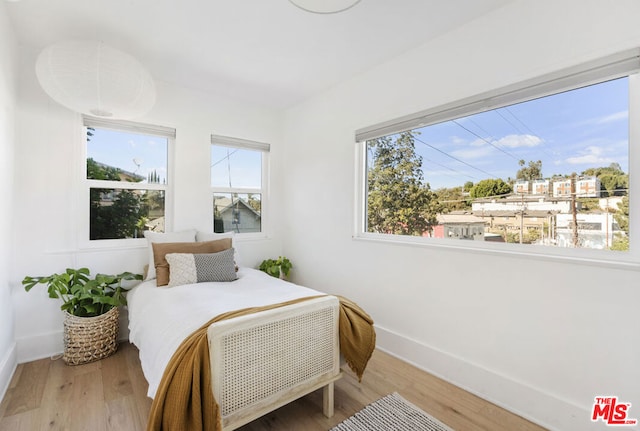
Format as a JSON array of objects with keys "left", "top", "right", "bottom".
[{"left": 165, "top": 248, "right": 237, "bottom": 287}]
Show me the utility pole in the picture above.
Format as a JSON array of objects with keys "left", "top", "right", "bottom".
[
  {"left": 605, "top": 196, "right": 610, "bottom": 249},
  {"left": 571, "top": 174, "right": 579, "bottom": 247},
  {"left": 519, "top": 192, "right": 524, "bottom": 244}
]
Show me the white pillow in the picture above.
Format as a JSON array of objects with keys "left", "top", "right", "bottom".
[
  {"left": 196, "top": 231, "right": 239, "bottom": 263},
  {"left": 196, "top": 231, "right": 234, "bottom": 243},
  {"left": 143, "top": 229, "right": 197, "bottom": 280}
]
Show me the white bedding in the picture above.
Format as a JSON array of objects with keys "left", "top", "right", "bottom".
[{"left": 126, "top": 267, "right": 325, "bottom": 398}]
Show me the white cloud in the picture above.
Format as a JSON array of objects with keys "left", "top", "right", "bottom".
[
  {"left": 451, "top": 144, "right": 493, "bottom": 159},
  {"left": 595, "top": 110, "right": 628, "bottom": 124},
  {"left": 451, "top": 136, "right": 467, "bottom": 145},
  {"left": 449, "top": 134, "right": 541, "bottom": 159},
  {"left": 565, "top": 145, "right": 616, "bottom": 165},
  {"left": 494, "top": 134, "right": 542, "bottom": 148}
]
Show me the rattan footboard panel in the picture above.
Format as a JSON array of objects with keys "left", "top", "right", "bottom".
[{"left": 208, "top": 296, "right": 341, "bottom": 430}]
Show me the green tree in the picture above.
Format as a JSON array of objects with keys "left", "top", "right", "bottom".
[
  {"left": 247, "top": 194, "right": 262, "bottom": 213},
  {"left": 88, "top": 159, "right": 149, "bottom": 240},
  {"left": 469, "top": 178, "right": 512, "bottom": 199},
  {"left": 582, "top": 163, "right": 628, "bottom": 197},
  {"left": 582, "top": 163, "right": 624, "bottom": 177},
  {"left": 614, "top": 196, "right": 629, "bottom": 233},
  {"left": 516, "top": 159, "right": 542, "bottom": 180},
  {"left": 87, "top": 157, "right": 120, "bottom": 181},
  {"left": 599, "top": 173, "right": 628, "bottom": 196},
  {"left": 611, "top": 234, "right": 629, "bottom": 251},
  {"left": 435, "top": 186, "right": 471, "bottom": 213},
  {"left": 90, "top": 189, "right": 149, "bottom": 240},
  {"left": 367, "top": 131, "right": 439, "bottom": 236}
]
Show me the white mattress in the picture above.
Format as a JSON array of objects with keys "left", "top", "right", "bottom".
[{"left": 126, "top": 267, "right": 324, "bottom": 398}]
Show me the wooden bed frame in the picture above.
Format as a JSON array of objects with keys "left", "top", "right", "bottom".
[{"left": 207, "top": 296, "right": 342, "bottom": 430}]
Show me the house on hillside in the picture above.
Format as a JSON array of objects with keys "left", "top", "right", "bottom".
[
  {"left": 552, "top": 176, "right": 601, "bottom": 198},
  {"left": 431, "top": 213, "right": 486, "bottom": 240},
  {"left": 214, "top": 196, "right": 261, "bottom": 234},
  {"left": 556, "top": 212, "right": 623, "bottom": 249},
  {"left": 513, "top": 180, "right": 529, "bottom": 194},
  {"left": 472, "top": 195, "right": 576, "bottom": 214},
  {"left": 474, "top": 210, "right": 556, "bottom": 243},
  {"left": 532, "top": 179, "right": 550, "bottom": 195}
]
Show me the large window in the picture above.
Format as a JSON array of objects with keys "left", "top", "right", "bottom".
[
  {"left": 356, "top": 50, "right": 639, "bottom": 263},
  {"left": 211, "top": 135, "right": 269, "bottom": 235},
  {"left": 83, "top": 116, "right": 174, "bottom": 242}
]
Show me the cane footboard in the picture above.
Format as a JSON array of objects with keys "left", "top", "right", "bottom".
[{"left": 207, "top": 296, "right": 342, "bottom": 430}]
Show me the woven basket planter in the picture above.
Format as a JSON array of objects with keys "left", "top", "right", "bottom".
[{"left": 62, "top": 306, "right": 119, "bottom": 365}]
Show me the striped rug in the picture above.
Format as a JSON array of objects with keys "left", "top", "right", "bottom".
[{"left": 330, "top": 392, "right": 454, "bottom": 431}]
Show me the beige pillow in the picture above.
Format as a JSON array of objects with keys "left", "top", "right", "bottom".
[
  {"left": 152, "top": 238, "right": 232, "bottom": 286},
  {"left": 143, "top": 229, "right": 197, "bottom": 280}
]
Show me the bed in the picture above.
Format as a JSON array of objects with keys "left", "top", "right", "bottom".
[{"left": 127, "top": 264, "right": 372, "bottom": 431}]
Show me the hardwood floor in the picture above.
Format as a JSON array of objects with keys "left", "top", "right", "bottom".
[{"left": 0, "top": 342, "right": 548, "bottom": 431}]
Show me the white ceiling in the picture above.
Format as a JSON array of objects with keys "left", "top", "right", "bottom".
[{"left": 5, "top": 0, "right": 512, "bottom": 109}]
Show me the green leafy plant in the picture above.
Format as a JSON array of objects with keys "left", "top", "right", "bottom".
[
  {"left": 258, "top": 256, "right": 292, "bottom": 280},
  {"left": 22, "top": 268, "right": 142, "bottom": 317}
]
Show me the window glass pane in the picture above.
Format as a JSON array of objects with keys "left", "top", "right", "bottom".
[
  {"left": 211, "top": 146, "right": 262, "bottom": 189},
  {"left": 213, "top": 193, "right": 261, "bottom": 234},
  {"left": 86, "top": 127, "right": 168, "bottom": 184},
  {"left": 366, "top": 77, "right": 629, "bottom": 252},
  {"left": 90, "top": 188, "right": 165, "bottom": 240}
]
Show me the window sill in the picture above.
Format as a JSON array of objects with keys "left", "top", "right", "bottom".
[{"left": 353, "top": 232, "right": 640, "bottom": 272}]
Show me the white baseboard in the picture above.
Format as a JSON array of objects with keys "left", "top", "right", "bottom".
[
  {"left": 375, "top": 325, "right": 603, "bottom": 431},
  {"left": 0, "top": 342, "right": 17, "bottom": 403},
  {"left": 16, "top": 311, "right": 132, "bottom": 364},
  {"left": 16, "top": 330, "right": 64, "bottom": 363}
]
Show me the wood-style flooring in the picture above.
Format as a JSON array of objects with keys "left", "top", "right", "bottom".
[{"left": 0, "top": 342, "right": 548, "bottom": 431}]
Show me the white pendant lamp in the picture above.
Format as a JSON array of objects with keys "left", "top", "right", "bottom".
[
  {"left": 35, "top": 40, "right": 156, "bottom": 119},
  {"left": 288, "top": 0, "right": 361, "bottom": 14}
]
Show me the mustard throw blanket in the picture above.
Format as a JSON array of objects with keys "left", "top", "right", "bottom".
[{"left": 147, "top": 295, "right": 375, "bottom": 431}]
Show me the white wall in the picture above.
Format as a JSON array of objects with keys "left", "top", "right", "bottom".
[
  {"left": 10, "top": 47, "right": 285, "bottom": 363},
  {"left": 282, "top": 1, "right": 640, "bottom": 430},
  {"left": 0, "top": 1, "right": 18, "bottom": 402}
]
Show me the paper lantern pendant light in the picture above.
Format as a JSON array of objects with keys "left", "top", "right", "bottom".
[
  {"left": 288, "top": 0, "right": 361, "bottom": 14},
  {"left": 35, "top": 40, "right": 156, "bottom": 119}
]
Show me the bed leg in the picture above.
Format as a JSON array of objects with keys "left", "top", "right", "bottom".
[{"left": 323, "top": 382, "right": 335, "bottom": 418}]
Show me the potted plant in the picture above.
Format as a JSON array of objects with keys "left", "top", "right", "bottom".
[
  {"left": 258, "top": 256, "right": 292, "bottom": 280},
  {"left": 22, "top": 267, "right": 142, "bottom": 365}
]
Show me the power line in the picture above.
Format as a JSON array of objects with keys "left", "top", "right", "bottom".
[
  {"left": 503, "top": 107, "right": 537, "bottom": 136},
  {"left": 413, "top": 135, "right": 500, "bottom": 179},
  {"left": 422, "top": 157, "right": 478, "bottom": 181},
  {"left": 452, "top": 119, "right": 519, "bottom": 161},
  {"left": 210, "top": 148, "right": 240, "bottom": 168},
  {"left": 367, "top": 136, "right": 480, "bottom": 182},
  {"left": 500, "top": 107, "right": 556, "bottom": 158},
  {"left": 495, "top": 108, "right": 525, "bottom": 135}
]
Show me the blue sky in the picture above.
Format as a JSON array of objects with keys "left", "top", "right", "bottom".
[
  {"left": 86, "top": 129, "right": 263, "bottom": 189},
  {"left": 210, "top": 146, "right": 262, "bottom": 189},
  {"left": 87, "top": 77, "right": 628, "bottom": 192},
  {"left": 407, "top": 77, "right": 629, "bottom": 190},
  {"left": 86, "top": 128, "right": 168, "bottom": 183}
]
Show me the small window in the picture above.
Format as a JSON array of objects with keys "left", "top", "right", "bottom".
[
  {"left": 84, "top": 117, "right": 174, "bottom": 242},
  {"left": 356, "top": 51, "right": 639, "bottom": 261},
  {"left": 211, "top": 135, "right": 269, "bottom": 235}
]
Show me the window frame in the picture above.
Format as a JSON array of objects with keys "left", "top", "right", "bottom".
[
  {"left": 210, "top": 134, "right": 270, "bottom": 238},
  {"left": 354, "top": 49, "right": 640, "bottom": 270},
  {"left": 81, "top": 115, "right": 175, "bottom": 248}
]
